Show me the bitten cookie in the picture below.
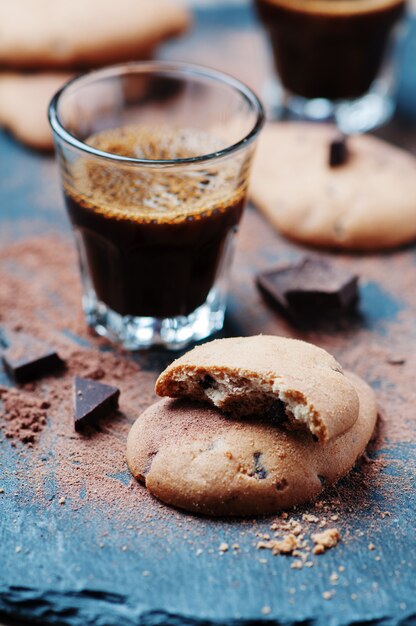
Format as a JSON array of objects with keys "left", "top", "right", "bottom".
[
  {"left": 127, "top": 372, "right": 377, "bottom": 516},
  {"left": 250, "top": 122, "right": 416, "bottom": 250},
  {"left": 156, "top": 335, "right": 359, "bottom": 443},
  {"left": 0, "top": 73, "right": 71, "bottom": 150},
  {"left": 0, "top": 0, "right": 190, "bottom": 69}
]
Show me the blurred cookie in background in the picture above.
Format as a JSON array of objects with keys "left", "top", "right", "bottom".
[
  {"left": 0, "top": 0, "right": 190, "bottom": 69},
  {"left": 250, "top": 122, "right": 416, "bottom": 251},
  {"left": 0, "top": 0, "right": 191, "bottom": 150},
  {"left": 0, "top": 73, "right": 71, "bottom": 150}
]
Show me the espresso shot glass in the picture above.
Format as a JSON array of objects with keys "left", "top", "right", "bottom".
[
  {"left": 255, "top": 0, "right": 407, "bottom": 132},
  {"left": 49, "top": 62, "right": 264, "bottom": 350}
]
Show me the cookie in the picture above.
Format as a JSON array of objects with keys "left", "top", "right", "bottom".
[
  {"left": 127, "top": 372, "right": 377, "bottom": 516},
  {"left": 0, "top": 73, "right": 71, "bottom": 150},
  {"left": 250, "top": 122, "right": 416, "bottom": 250},
  {"left": 156, "top": 335, "right": 359, "bottom": 443},
  {"left": 0, "top": 0, "right": 190, "bottom": 70}
]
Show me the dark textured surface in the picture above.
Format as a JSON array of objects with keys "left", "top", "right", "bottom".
[{"left": 1, "top": 5, "right": 416, "bottom": 626}]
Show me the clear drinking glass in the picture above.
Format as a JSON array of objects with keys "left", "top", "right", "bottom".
[
  {"left": 255, "top": 0, "right": 407, "bottom": 132},
  {"left": 49, "top": 62, "right": 264, "bottom": 350}
]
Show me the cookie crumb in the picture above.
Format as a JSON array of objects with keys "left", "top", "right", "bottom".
[
  {"left": 257, "top": 533, "right": 299, "bottom": 555},
  {"left": 302, "top": 514, "right": 319, "bottom": 523},
  {"left": 15, "top": 546, "right": 22, "bottom": 554},
  {"left": 368, "top": 543, "right": 375, "bottom": 551},
  {"left": 322, "top": 590, "right": 335, "bottom": 600},
  {"left": 351, "top": 593, "right": 358, "bottom": 601},
  {"left": 58, "top": 496, "right": 66, "bottom": 505},
  {"left": 142, "top": 570, "right": 150, "bottom": 577},
  {"left": 0, "top": 488, "right": 4, "bottom": 494},
  {"left": 312, "top": 528, "right": 340, "bottom": 554},
  {"left": 219, "top": 542, "right": 229, "bottom": 553},
  {"left": 291, "top": 560, "right": 303, "bottom": 569},
  {"left": 329, "top": 572, "right": 339, "bottom": 584},
  {"left": 261, "top": 606, "right": 271, "bottom": 615}
]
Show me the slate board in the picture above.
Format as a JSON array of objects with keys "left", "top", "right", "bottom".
[{"left": 1, "top": 5, "right": 416, "bottom": 626}]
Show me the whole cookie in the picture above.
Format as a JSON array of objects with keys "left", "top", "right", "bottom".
[
  {"left": 127, "top": 372, "right": 377, "bottom": 516},
  {"left": 250, "top": 122, "right": 416, "bottom": 250},
  {"left": 0, "top": 0, "right": 190, "bottom": 70},
  {"left": 0, "top": 73, "right": 70, "bottom": 150},
  {"left": 156, "top": 335, "right": 359, "bottom": 443}
]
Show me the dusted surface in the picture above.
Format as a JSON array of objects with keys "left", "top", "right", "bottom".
[{"left": 0, "top": 5, "right": 416, "bottom": 626}]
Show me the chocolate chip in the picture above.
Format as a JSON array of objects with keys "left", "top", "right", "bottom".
[
  {"left": 251, "top": 452, "right": 268, "bottom": 480},
  {"left": 265, "top": 399, "right": 288, "bottom": 425},
  {"left": 142, "top": 451, "right": 158, "bottom": 477},
  {"left": 200, "top": 374, "right": 215, "bottom": 389},
  {"left": 275, "top": 478, "right": 288, "bottom": 491},
  {"left": 1, "top": 330, "right": 64, "bottom": 383},
  {"left": 329, "top": 133, "right": 348, "bottom": 167},
  {"left": 256, "top": 258, "right": 359, "bottom": 324},
  {"left": 386, "top": 355, "right": 406, "bottom": 365},
  {"left": 73, "top": 376, "right": 120, "bottom": 431}
]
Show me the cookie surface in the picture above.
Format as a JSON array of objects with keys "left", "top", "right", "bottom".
[
  {"left": 127, "top": 372, "right": 377, "bottom": 516},
  {"left": 250, "top": 122, "right": 416, "bottom": 250},
  {"left": 156, "top": 335, "right": 359, "bottom": 443},
  {"left": 0, "top": 73, "right": 70, "bottom": 150},
  {"left": 0, "top": 0, "right": 190, "bottom": 70}
]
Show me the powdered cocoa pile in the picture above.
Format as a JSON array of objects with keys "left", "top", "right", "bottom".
[{"left": 0, "top": 234, "right": 414, "bottom": 546}]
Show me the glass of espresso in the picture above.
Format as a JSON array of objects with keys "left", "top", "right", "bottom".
[
  {"left": 255, "top": 0, "right": 407, "bottom": 132},
  {"left": 49, "top": 62, "right": 264, "bottom": 350}
]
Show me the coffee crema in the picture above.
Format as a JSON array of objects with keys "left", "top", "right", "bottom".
[
  {"left": 63, "top": 126, "right": 247, "bottom": 319},
  {"left": 255, "top": 0, "right": 406, "bottom": 100}
]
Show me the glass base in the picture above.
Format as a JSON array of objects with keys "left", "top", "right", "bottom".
[
  {"left": 82, "top": 288, "right": 226, "bottom": 350},
  {"left": 264, "top": 79, "right": 395, "bottom": 133}
]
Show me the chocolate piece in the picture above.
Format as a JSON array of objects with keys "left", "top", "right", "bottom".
[
  {"left": 329, "top": 133, "right": 348, "bottom": 167},
  {"left": 251, "top": 452, "right": 268, "bottom": 480},
  {"left": 1, "top": 330, "right": 64, "bottom": 383},
  {"left": 386, "top": 355, "right": 406, "bottom": 365},
  {"left": 73, "top": 376, "right": 120, "bottom": 431},
  {"left": 256, "top": 258, "right": 359, "bottom": 321}
]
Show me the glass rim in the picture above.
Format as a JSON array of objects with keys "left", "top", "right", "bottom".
[
  {"left": 48, "top": 61, "right": 265, "bottom": 167},
  {"left": 258, "top": 0, "right": 406, "bottom": 12}
]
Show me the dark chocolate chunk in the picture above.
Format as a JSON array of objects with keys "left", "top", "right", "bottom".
[
  {"left": 386, "top": 355, "right": 406, "bottom": 365},
  {"left": 329, "top": 133, "right": 348, "bottom": 167},
  {"left": 200, "top": 374, "right": 215, "bottom": 389},
  {"left": 142, "top": 451, "right": 158, "bottom": 478},
  {"left": 275, "top": 478, "right": 288, "bottom": 492},
  {"left": 256, "top": 258, "right": 359, "bottom": 323},
  {"left": 264, "top": 399, "right": 288, "bottom": 425},
  {"left": 251, "top": 452, "right": 268, "bottom": 480},
  {"left": 73, "top": 376, "right": 120, "bottom": 431},
  {"left": 1, "top": 330, "right": 64, "bottom": 383}
]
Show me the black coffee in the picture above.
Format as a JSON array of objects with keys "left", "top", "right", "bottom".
[
  {"left": 63, "top": 126, "right": 246, "bottom": 319},
  {"left": 255, "top": 0, "right": 405, "bottom": 100}
]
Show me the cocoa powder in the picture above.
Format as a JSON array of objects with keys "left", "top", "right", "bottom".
[{"left": 0, "top": 234, "right": 414, "bottom": 540}]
